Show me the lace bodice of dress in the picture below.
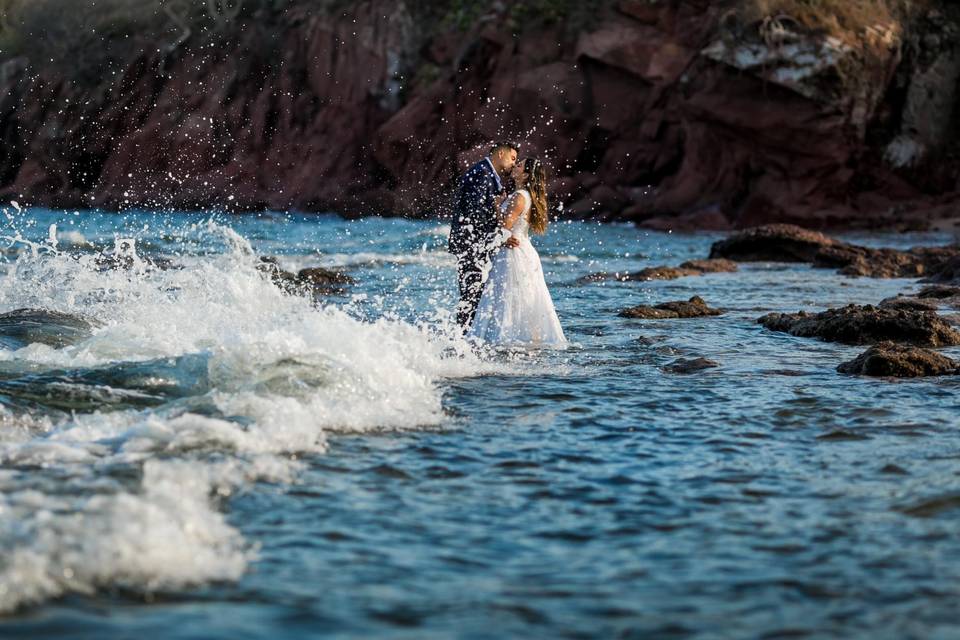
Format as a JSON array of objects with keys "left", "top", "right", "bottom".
[{"left": 501, "top": 189, "right": 532, "bottom": 241}]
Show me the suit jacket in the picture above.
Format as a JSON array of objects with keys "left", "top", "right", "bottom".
[{"left": 448, "top": 159, "right": 503, "bottom": 259}]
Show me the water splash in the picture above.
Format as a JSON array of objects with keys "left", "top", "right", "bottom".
[{"left": 0, "top": 213, "right": 506, "bottom": 612}]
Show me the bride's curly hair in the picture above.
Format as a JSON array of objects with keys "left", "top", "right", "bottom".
[{"left": 520, "top": 157, "right": 549, "bottom": 234}]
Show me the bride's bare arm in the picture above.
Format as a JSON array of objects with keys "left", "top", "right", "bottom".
[
  {"left": 500, "top": 193, "right": 525, "bottom": 230},
  {"left": 497, "top": 193, "right": 525, "bottom": 249}
]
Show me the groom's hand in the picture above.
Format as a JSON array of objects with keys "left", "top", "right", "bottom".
[{"left": 504, "top": 236, "right": 520, "bottom": 248}]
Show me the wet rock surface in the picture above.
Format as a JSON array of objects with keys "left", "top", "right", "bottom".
[
  {"left": 757, "top": 304, "right": 960, "bottom": 347},
  {"left": 878, "top": 296, "right": 940, "bottom": 312},
  {"left": 709, "top": 225, "right": 839, "bottom": 262},
  {"left": 838, "top": 342, "right": 960, "bottom": 377},
  {"left": 711, "top": 225, "right": 960, "bottom": 278},
  {"left": 258, "top": 257, "right": 354, "bottom": 296},
  {"left": 620, "top": 296, "right": 723, "bottom": 320},
  {"left": 914, "top": 285, "right": 960, "bottom": 309},
  {"left": 580, "top": 259, "right": 736, "bottom": 284},
  {"left": 922, "top": 256, "right": 960, "bottom": 284},
  {"left": 0, "top": 308, "right": 98, "bottom": 350},
  {"left": 918, "top": 285, "right": 960, "bottom": 299},
  {"left": 824, "top": 245, "right": 960, "bottom": 278},
  {"left": 663, "top": 357, "right": 720, "bottom": 374}
]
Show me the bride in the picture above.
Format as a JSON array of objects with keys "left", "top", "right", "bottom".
[{"left": 468, "top": 157, "right": 566, "bottom": 346}]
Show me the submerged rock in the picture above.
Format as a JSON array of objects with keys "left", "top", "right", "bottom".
[
  {"left": 620, "top": 296, "right": 723, "bottom": 319},
  {"left": 663, "top": 357, "right": 720, "bottom": 374},
  {"left": 258, "top": 257, "right": 354, "bottom": 296},
  {"left": 0, "top": 353, "right": 212, "bottom": 412},
  {"left": 757, "top": 304, "right": 960, "bottom": 347},
  {"left": 918, "top": 285, "right": 960, "bottom": 299},
  {"left": 297, "top": 267, "right": 356, "bottom": 293},
  {"left": 821, "top": 245, "right": 960, "bottom": 278},
  {"left": 709, "top": 224, "right": 839, "bottom": 262},
  {"left": 0, "top": 308, "right": 98, "bottom": 350},
  {"left": 710, "top": 224, "right": 960, "bottom": 278},
  {"left": 679, "top": 259, "right": 738, "bottom": 274},
  {"left": 838, "top": 342, "right": 960, "bottom": 377},
  {"left": 878, "top": 296, "right": 939, "bottom": 312},
  {"left": 922, "top": 256, "right": 960, "bottom": 284},
  {"left": 579, "top": 259, "right": 736, "bottom": 284}
]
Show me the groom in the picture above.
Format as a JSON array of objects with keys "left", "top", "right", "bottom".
[{"left": 448, "top": 141, "right": 519, "bottom": 329}]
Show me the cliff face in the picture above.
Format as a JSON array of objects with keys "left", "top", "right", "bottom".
[{"left": 0, "top": 0, "right": 958, "bottom": 230}]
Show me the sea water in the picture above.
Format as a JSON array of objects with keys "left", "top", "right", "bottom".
[{"left": 0, "top": 208, "right": 958, "bottom": 639}]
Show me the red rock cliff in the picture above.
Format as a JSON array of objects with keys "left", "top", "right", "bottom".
[{"left": 0, "top": 0, "right": 958, "bottom": 230}]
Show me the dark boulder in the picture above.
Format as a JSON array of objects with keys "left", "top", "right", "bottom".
[
  {"left": 826, "top": 245, "right": 960, "bottom": 278},
  {"left": 757, "top": 304, "right": 960, "bottom": 347},
  {"left": 709, "top": 224, "right": 839, "bottom": 262},
  {"left": 297, "top": 267, "right": 356, "bottom": 293},
  {"left": 838, "top": 342, "right": 960, "bottom": 377},
  {"left": 620, "top": 296, "right": 723, "bottom": 319},
  {"left": 679, "top": 259, "right": 738, "bottom": 273},
  {"left": 878, "top": 296, "right": 939, "bottom": 312},
  {"left": 663, "top": 357, "right": 720, "bottom": 374},
  {"left": 922, "top": 256, "right": 960, "bottom": 285},
  {"left": 578, "top": 258, "right": 736, "bottom": 284},
  {"left": 711, "top": 225, "right": 960, "bottom": 278},
  {"left": 257, "top": 257, "right": 354, "bottom": 296},
  {"left": 615, "top": 265, "right": 701, "bottom": 282},
  {"left": 0, "top": 308, "right": 98, "bottom": 350},
  {"left": 918, "top": 285, "right": 960, "bottom": 299}
]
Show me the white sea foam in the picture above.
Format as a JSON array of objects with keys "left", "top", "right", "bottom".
[
  {"left": 0, "top": 459, "right": 258, "bottom": 613},
  {"left": 0, "top": 219, "right": 505, "bottom": 612},
  {"left": 55, "top": 230, "right": 92, "bottom": 248}
]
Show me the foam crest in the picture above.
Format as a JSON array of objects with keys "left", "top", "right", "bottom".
[
  {"left": 0, "top": 459, "right": 259, "bottom": 613},
  {"left": 0, "top": 217, "right": 509, "bottom": 612}
]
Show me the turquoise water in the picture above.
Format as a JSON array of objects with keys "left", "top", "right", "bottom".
[{"left": 0, "top": 209, "right": 958, "bottom": 638}]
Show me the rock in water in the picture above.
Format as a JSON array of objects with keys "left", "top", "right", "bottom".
[
  {"left": 922, "top": 256, "right": 960, "bottom": 285},
  {"left": 710, "top": 225, "right": 960, "bottom": 278},
  {"left": 757, "top": 305, "right": 960, "bottom": 347},
  {"left": 914, "top": 285, "right": 960, "bottom": 309},
  {"left": 257, "top": 257, "right": 354, "bottom": 296},
  {"left": 577, "top": 259, "right": 736, "bottom": 284},
  {"left": 0, "top": 309, "right": 97, "bottom": 350},
  {"left": 620, "top": 296, "right": 723, "bottom": 319},
  {"left": 918, "top": 285, "right": 960, "bottom": 299},
  {"left": 663, "top": 357, "right": 720, "bottom": 374},
  {"left": 878, "top": 296, "right": 939, "bottom": 312},
  {"left": 296, "top": 268, "right": 356, "bottom": 292},
  {"left": 708, "top": 224, "right": 839, "bottom": 262},
  {"left": 824, "top": 245, "right": 960, "bottom": 278},
  {"left": 678, "top": 259, "right": 738, "bottom": 274},
  {"left": 838, "top": 342, "right": 960, "bottom": 377}
]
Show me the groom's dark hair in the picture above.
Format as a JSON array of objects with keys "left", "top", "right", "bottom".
[{"left": 490, "top": 141, "right": 519, "bottom": 155}]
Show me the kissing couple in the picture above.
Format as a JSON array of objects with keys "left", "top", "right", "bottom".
[{"left": 447, "top": 142, "right": 566, "bottom": 347}]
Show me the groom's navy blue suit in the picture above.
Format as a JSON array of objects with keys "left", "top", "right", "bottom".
[{"left": 448, "top": 158, "right": 505, "bottom": 328}]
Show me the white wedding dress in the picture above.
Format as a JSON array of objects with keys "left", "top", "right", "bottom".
[{"left": 469, "top": 190, "right": 566, "bottom": 347}]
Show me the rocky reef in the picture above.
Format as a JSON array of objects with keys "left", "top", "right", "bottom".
[
  {"left": 0, "top": 0, "right": 958, "bottom": 229},
  {"left": 757, "top": 304, "right": 960, "bottom": 347},
  {"left": 620, "top": 296, "right": 723, "bottom": 319},
  {"left": 837, "top": 342, "right": 960, "bottom": 377},
  {"left": 711, "top": 224, "right": 960, "bottom": 277}
]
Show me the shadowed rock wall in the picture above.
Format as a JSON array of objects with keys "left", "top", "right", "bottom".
[{"left": 0, "top": 0, "right": 957, "bottom": 230}]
